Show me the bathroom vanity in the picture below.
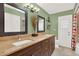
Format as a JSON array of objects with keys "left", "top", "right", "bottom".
[
  {"left": 0, "top": 3, "right": 55, "bottom": 56},
  {"left": 9, "top": 35, "right": 55, "bottom": 56},
  {"left": 0, "top": 34, "right": 55, "bottom": 56}
]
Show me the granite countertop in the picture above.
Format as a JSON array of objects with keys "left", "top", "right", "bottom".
[{"left": 0, "top": 34, "right": 54, "bottom": 56}]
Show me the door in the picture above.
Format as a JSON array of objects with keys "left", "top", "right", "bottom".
[{"left": 58, "top": 15, "right": 72, "bottom": 48}]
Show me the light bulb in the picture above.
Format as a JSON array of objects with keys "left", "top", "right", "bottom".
[
  {"left": 37, "top": 8, "right": 40, "bottom": 11},
  {"left": 34, "top": 7, "right": 37, "bottom": 10},
  {"left": 30, "top": 4, "right": 34, "bottom": 8},
  {"left": 36, "top": 8, "right": 40, "bottom": 12}
]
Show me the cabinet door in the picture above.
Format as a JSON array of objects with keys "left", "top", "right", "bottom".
[
  {"left": 32, "top": 42, "right": 42, "bottom": 56},
  {"left": 32, "top": 49, "right": 41, "bottom": 56},
  {"left": 41, "top": 39, "right": 50, "bottom": 56},
  {"left": 49, "top": 36, "right": 55, "bottom": 55}
]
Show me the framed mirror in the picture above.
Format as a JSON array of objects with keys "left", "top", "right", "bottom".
[
  {"left": 37, "top": 15, "right": 45, "bottom": 32},
  {"left": 0, "top": 3, "right": 28, "bottom": 36}
]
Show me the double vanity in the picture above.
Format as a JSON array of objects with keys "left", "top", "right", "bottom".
[
  {"left": 0, "top": 3, "right": 55, "bottom": 56},
  {"left": 0, "top": 33, "right": 55, "bottom": 56},
  {"left": 0, "top": 4, "right": 55, "bottom": 56}
]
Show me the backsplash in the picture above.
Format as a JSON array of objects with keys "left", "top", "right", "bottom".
[{"left": 0, "top": 32, "right": 46, "bottom": 41}]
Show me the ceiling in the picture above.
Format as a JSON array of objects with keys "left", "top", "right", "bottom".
[{"left": 37, "top": 3, "right": 75, "bottom": 14}]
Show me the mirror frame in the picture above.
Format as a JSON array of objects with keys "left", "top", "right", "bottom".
[
  {"left": 37, "top": 15, "right": 45, "bottom": 32},
  {"left": 0, "top": 3, "right": 28, "bottom": 36}
]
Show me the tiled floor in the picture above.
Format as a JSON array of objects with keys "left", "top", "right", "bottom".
[{"left": 52, "top": 46, "right": 78, "bottom": 56}]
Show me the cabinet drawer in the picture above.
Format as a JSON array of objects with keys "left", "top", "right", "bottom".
[{"left": 42, "top": 46, "right": 50, "bottom": 56}]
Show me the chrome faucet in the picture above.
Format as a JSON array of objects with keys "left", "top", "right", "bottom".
[{"left": 18, "top": 34, "right": 21, "bottom": 40}]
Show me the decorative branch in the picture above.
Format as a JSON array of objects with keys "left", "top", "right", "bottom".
[{"left": 31, "top": 15, "right": 37, "bottom": 34}]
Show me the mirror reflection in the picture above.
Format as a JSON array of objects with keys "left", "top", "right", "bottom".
[
  {"left": 37, "top": 16, "right": 45, "bottom": 32},
  {"left": 4, "top": 4, "right": 25, "bottom": 33}
]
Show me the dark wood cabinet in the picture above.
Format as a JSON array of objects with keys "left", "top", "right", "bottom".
[
  {"left": 32, "top": 49, "right": 42, "bottom": 56},
  {"left": 49, "top": 36, "right": 55, "bottom": 55},
  {"left": 9, "top": 36, "right": 55, "bottom": 56},
  {"left": 41, "top": 38, "right": 50, "bottom": 56}
]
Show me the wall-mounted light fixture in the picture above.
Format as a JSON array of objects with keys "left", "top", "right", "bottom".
[{"left": 23, "top": 3, "right": 40, "bottom": 13}]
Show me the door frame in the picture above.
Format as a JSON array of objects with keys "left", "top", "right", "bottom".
[{"left": 58, "top": 15, "right": 72, "bottom": 48}]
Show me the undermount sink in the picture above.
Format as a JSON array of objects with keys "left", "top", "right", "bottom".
[{"left": 12, "top": 40, "right": 32, "bottom": 46}]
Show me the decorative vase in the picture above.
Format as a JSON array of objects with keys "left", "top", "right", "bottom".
[{"left": 31, "top": 15, "right": 38, "bottom": 37}]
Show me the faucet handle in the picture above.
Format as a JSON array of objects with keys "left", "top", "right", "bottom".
[
  {"left": 19, "top": 38, "right": 21, "bottom": 40},
  {"left": 18, "top": 35, "right": 21, "bottom": 40}
]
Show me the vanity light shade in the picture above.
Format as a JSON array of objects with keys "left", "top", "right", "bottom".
[
  {"left": 28, "top": 4, "right": 34, "bottom": 9},
  {"left": 35, "top": 8, "right": 40, "bottom": 12},
  {"left": 23, "top": 3, "right": 30, "bottom": 8},
  {"left": 31, "top": 7, "right": 38, "bottom": 12},
  {"left": 23, "top": 3, "right": 40, "bottom": 13},
  {"left": 30, "top": 4, "right": 34, "bottom": 8},
  {"left": 37, "top": 8, "right": 40, "bottom": 12},
  {"left": 34, "top": 7, "right": 37, "bottom": 11}
]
